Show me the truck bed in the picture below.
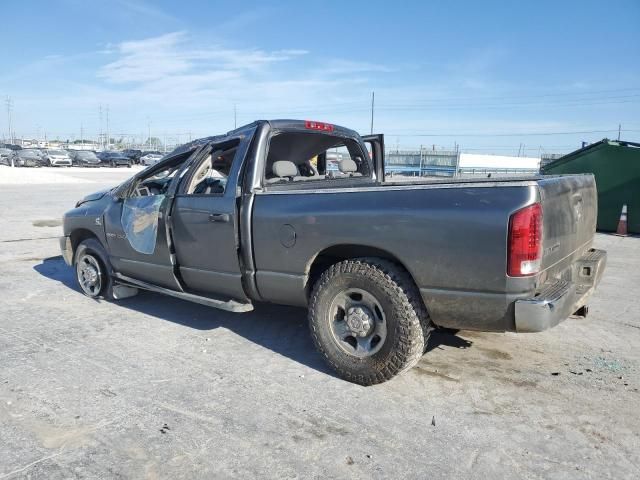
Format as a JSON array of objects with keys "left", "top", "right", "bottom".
[{"left": 252, "top": 173, "right": 598, "bottom": 332}]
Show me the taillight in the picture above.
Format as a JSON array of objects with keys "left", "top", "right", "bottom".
[{"left": 507, "top": 203, "right": 543, "bottom": 277}]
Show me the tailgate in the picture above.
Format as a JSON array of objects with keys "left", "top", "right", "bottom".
[{"left": 537, "top": 174, "right": 597, "bottom": 277}]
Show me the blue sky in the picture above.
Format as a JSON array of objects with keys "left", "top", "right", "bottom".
[{"left": 1, "top": 0, "right": 639, "bottom": 154}]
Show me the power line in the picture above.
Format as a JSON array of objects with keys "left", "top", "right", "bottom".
[
  {"left": 373, "top": 96, "right": 640, "bottom": 111},
  {"left": 391, "top": 129, "right": 640, "bottom": 137},
  {"left": 377, "top": 89, "right": 640, "bottom": 106}
]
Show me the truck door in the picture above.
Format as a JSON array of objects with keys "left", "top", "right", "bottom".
[
  {"left": 362, "top": 134, "right": 385, "bottom": 182},
  {"left": 169, "top": 137, "right": 249, "bottom": 301}
]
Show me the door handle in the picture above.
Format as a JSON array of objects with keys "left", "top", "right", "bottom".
[{"left": 209, "top": 213, "right": 230, "bottom": 223}]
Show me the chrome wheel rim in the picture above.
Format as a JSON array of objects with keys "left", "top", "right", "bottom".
[
  {"left": 328, "top": 288, "right": 387, "bottom": 358},
  {"left": 76, "top": 254, "right": 102, "bottom": 296}
]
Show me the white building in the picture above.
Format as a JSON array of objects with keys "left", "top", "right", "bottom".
[{"left": 458, "top": 153, "right": 540, "bottom": 177}]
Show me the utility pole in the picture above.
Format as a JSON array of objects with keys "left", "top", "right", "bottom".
[
  {"left": 370, "top": 91, "right": 375, "bottom": 134},
  {"left": 147, "top": 118, "right": 151, "bottom": 149},
  {"left": 419, "top": 144, "right": 424, "bottom": 178},
  {"left": 234, "top": 104, "right": 237, "bottom": 129},
  {"left": 618, "top": 123, "right": 621, "bottom": 141},
  {"left": 106, "top": 105, "right": 110, "bottom": 149},
  {"left": 5, "top": 96, "right": 14, "bottom": 144},
  {"left": 99, "top": 105, "right": 103, "bottom": 149}
]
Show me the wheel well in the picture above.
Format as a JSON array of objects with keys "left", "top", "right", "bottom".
[
  {"left": 69, "top": 229, "right": 100, "bottom": 256},
  {"left": 306, "top": 244, "right": 419, "bottom": 297}
]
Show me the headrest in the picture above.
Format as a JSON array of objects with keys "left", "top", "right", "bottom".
[
  {"left": 339, "top": 158, "right": 357, "bottom": 173},
  {"left": 272, "top": 160, "right": 297, "bottom": 178}
]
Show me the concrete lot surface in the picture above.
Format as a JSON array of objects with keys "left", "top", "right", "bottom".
[{"left": 0, "top": 167, "right": 639, "bottom": 479}]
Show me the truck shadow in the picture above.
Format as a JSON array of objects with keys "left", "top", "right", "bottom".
[
  {"left": 426, "top": 329, "right": 472, "bottom": 352},
  {"left": 34, "top": 256, "right": 473, "bottom": 381}
]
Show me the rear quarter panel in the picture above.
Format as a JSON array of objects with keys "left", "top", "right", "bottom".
[{"left": 252, "top": 183, "right": 538, "bottom": 330}]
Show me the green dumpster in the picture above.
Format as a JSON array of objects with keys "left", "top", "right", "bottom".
[{"left": 542, "top": 139, "right": 640, "bottom": 234}]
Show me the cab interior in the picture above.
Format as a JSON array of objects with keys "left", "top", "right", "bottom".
[{"left": 264, "top": 132, "right": 370, "bottom": 184}]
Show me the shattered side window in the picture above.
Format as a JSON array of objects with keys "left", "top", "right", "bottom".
[{"left": 121, "top": 195, "right": 165, "bottom": 254}]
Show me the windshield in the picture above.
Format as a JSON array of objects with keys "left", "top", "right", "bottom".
[{"left": 77, "top": 151, "right": 98, "bottom": 159}]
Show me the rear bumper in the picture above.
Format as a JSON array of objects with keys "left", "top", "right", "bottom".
[
  {"left": 60, "top": 236, "right": 73, "bottom": 266},
  {"left": 514, "top": 248, "right": 607, "bottom": 332}
]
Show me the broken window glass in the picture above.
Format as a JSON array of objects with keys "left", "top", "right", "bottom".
[{"left": 121, "top": 195, "right": 165, "bottom": 254}]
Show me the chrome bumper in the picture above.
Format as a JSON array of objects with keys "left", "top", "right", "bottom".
[
  {"left": 514, "top": 248, "right": 607, "bottom": 332},
  {"left": 59, "top": 236, "right": 73, "bottom": 266}
]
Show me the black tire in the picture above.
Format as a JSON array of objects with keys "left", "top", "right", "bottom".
[
  {"left": 309, "top": 258, "right": 431, "bottom": 385},
  {"left": 127, "top": 162, "right": 132, "bottom": 168},
  {"left": 73, "top": 238, "right": 114, "bottom": 300},
  {"left": 110, "top": 160, "right": 116, "bottom": 168}
]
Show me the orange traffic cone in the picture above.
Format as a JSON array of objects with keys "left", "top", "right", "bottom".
[{"left": 615, "top": 204, "right": 628, "bottom": 236}]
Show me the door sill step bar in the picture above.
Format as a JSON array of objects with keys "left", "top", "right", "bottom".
[{"left": 113, "top": 273, "right": 254, "bottom": 313}]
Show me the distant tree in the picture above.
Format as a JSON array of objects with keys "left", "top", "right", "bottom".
[{"left": 145, "top": 137, "right": 163, "bottom": 150}]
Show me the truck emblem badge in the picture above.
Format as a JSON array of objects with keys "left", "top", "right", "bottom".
[{"left": 95, "top": 217, "right": 102, "bottom": 226}]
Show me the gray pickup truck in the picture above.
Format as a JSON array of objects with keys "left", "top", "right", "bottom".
[{"left": 60, "top": 119, "right": 607, "bottom": 385}]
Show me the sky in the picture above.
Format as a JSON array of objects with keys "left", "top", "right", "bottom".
[{"left": 0, "top": 0, "right": 639, "bottom": 155}]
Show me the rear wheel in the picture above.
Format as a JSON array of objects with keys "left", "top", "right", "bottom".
[
  {"left": 74, "top": 239, "right": 113, "bottom": 299},
  {"left": 309, "top": 258, "right": 430, "bottom": 385}
]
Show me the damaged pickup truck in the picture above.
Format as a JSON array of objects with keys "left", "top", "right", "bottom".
[{"left": 60, "top": 119, "right": 607, "bottom": 385}]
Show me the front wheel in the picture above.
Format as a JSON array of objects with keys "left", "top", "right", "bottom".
[
  {"left": 74, "top": 239, "right": 113, "bottom": 299},
  {"left": 309, "top": 258, "right": 430, "bottom": 385}
]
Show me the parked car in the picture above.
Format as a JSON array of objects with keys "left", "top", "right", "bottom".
[
  {"left": 72, "top": 150, "right": 102, "bottom": 167},
  {"left": 60, "top": 119, "right": 607, "bottom": 385},
  {"left": 98, "top": 151, "right": 132, "bottom": 168},
  {"left": 11, "top": 148, "right": 45, "bottom": 167},
  {"left": 140, "top": 152, "right": 164, "bottom": 166},
  {"left": 1, "top": 144, "right": 21, "bottom": 151},
  {"left": 122, "top": 149, "right": 143, "bottom": 164},
  {"left": 0, "top": 148, "right": 13, "bottom": 166},
  {"left": 42, "top": 149, "right": 73, "bottom": 167}
]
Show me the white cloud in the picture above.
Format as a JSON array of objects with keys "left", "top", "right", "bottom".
[{"left": 98, "top": 32, "right": 309, "bottom": 84}]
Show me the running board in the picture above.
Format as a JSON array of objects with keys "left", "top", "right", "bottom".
[{"left": 113, "top": 273, "right": 254, "bottom": 313}]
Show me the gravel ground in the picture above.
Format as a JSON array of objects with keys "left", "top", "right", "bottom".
[{"left": 0, "top": 169, "right": 638, "bottom": 479}]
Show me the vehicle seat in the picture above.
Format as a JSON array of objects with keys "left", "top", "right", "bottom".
[
  {"left": 193, "top": 177, "right": 226, "bottom": 194},
  {"left": 267, "top": 160, "right": 298, "bottom": 183},
  {"left": 339, "top": 158, "right": 362, "bottom": 177}
]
